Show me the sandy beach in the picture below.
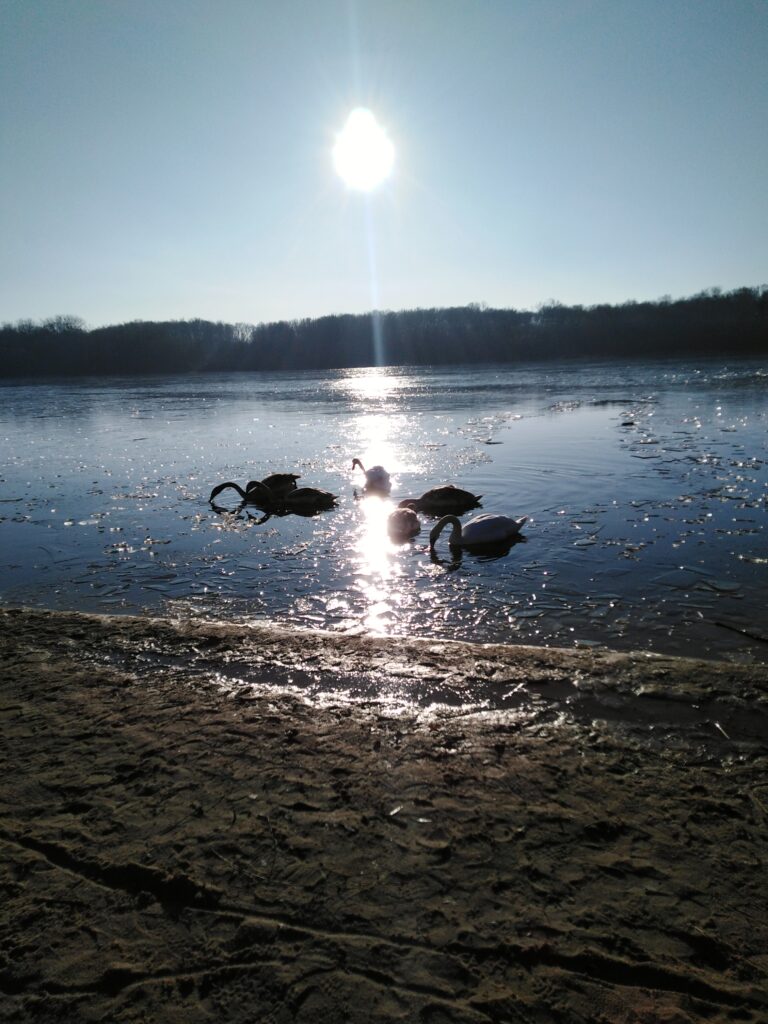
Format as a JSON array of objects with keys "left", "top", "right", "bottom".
[{"left": 1, "top": 606, "right": 767, "bottom": 1023}]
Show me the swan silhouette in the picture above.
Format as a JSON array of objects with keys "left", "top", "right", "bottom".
[
  {"left": 245, "top": 473, "right": 300, "bottom": 498},
  {"left": 209, "top": 480, "right": 336, "bottom": 511},
  {"left": 281, "top": 487, "right": 338, "bottom": 511},
  {"left": 209, "top": 480, "right": 273, "bottom": 506},
  {"left": 429, "top": 513, "right": 527, "bottom": 550},
  {"left": 398, "top": 485, "right": 481, "bottom": 515},
  {"left": 352, "top": 458, "right": 391, "bottom": 492}
]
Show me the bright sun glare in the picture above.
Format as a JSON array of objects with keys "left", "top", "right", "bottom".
[{"left": 333, "top": 108, "right": 395, "bottom": 191}]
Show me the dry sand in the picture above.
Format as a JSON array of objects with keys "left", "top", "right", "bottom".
[{"left": 1, "top": 606, "right": 767, "bottom": 1023}]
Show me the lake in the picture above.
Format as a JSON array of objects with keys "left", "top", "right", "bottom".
[{"left": 1, "top": 360, "right": 766, "bottom": 663}]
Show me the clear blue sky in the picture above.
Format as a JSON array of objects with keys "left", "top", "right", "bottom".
[{"left": 1, "top": 0, "right": 766, "bottom": 327}]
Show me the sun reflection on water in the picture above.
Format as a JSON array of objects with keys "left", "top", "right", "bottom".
[
  {"left": 330, "top": 367, "right": 433, "bottom": 634},
  {"left": 352, "top": 493, "right": 414, "bottom": 633},
  {"left": 342, "top": 371, "right": 395, "bottom": 400},
  {"left": 351, "top": 413, "right": 401, "bottom": 481},
  {"left": 332, "top": 366, "right": 410, "bottom": 402},
  {"left": 338, "top": 367, "right": 428, "bottom": 481}
]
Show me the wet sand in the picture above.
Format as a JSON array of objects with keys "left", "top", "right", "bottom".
[{"left": 1, "top": 606, "right": 767, "bottom": 1023}]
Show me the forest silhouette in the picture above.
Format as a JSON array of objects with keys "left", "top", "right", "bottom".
[{"left": 1, "top": 287, "right": 765, "bottom": 378}]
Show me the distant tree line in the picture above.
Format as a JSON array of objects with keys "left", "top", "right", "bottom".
[{"left": 1, "top": 287, "right": 766, "bottom": 378}]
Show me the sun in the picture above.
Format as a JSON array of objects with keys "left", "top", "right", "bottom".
[{"left": 333, "top": 108, "right": 395, "bottom": 191}]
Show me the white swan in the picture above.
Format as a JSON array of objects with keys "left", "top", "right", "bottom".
[
  {"left": 352, "top": 458, "right": 391, "bottom": 491},
  {"left": 429, "top": 513, "right": 528, "bottom": 549}
]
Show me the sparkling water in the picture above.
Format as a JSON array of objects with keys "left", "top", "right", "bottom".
[{"left": 1, "top": 360, "right": 765, "bottom": 662}]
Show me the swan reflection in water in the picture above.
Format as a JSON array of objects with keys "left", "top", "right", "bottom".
[
  {"left": 209, "top": 501, "right": 269, "bottom": 524},
  {"left": 209, "top": 500, "right": 334, "bottom": 525},
  {"left": 429, "top": 533, "right": 527, "bottom": 571}
]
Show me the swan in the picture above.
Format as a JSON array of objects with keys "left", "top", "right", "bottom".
[
  {"left": 281, "top": 486, "right": 337, "bottom": 510},
  {"left": 246, "top": 473, "right": 300, "bottom": 497},
  {"left": 387, "top": 507, "right": 421, "bottom": 542},
  {"left": 429, "top": 513, "right": 528, "bottom": 549},
  {"left": 352, "top": 458, "right": 391, "bottom": 491},
  {"left": 398, "top": 485, "right": 481, "bottom": 515},
  {"left": 209, "top": 480, "right": 273, "bottom": 506},
  {"left": 209, "top": 480, "right": 337, "bottom": 512}
]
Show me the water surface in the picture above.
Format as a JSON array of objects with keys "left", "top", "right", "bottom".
[{"left": 1, "top": 361, "right": 766, "bottom": 662}]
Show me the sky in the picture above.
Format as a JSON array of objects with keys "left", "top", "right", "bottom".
[{"left": 1, "top": 0, "right": 766, "bottom": 328}]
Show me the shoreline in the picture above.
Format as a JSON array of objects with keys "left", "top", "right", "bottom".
[{"left": 2, "top": 607, "right": 767, "bottom": 1022}]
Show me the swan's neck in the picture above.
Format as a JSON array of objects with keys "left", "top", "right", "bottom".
[
  {"left": 352, "top": 458, "right": 365, "bottom": 472},
  {"left": 429, "top": 515, "right": 462, "bottom": 547},
  {"left": 209, "top": 481, "right": 247, "bottom": 502}
]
